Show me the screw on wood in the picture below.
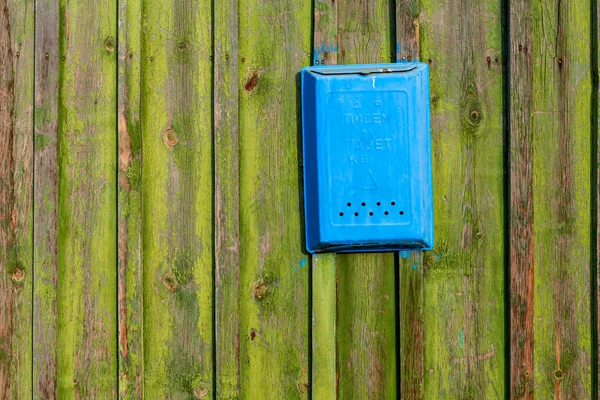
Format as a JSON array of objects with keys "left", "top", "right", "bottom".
[
  {"left": 162, "top": 272, "right": 179, "bottom": 292},
  {"left": 252, "top": 279, "right": 268, "bottom": 300},
  {"left": 45, "top": 52, "right": 49, "bottom": 59},
  {"left": 12, "top": 268, "right": 25, "bottom": 283},
  {"left": 104, "top": 37, "right": 116, "bottom": 52}
]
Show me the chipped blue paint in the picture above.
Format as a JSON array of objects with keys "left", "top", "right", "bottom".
[
  {"left": 399, "top": 251, "right": 412, "bottom": 259},
  {"left": 293, "top": 257, "right": 307, "bottom": 272},
  {"left": 313, "top": 44, "right": 338, "bottom": 65},
  {"left": 412, "top": 264, "right": 417, "bottom": 270}
]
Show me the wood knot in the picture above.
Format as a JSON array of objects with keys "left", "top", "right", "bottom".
[
  {"left": 244, "top": 71, "right": 260, "bottom": 92},
  {"left": 12, "top": 268, "right": 25, "bottom": 283},
  {"left": 193, "top": 381, "right": 210, "bottom": 398},
  {"left": 250, "top": 328, "right": 257, "bottom": 340},
  {"left": 176, "top": 42, "right": 187, "bottom": 53},
  {"left": 105, "top": 37, "right": 116, "bottom": 52},
  {"left": 163, "top": 128, "right": 179, "bottom": 148},
  {"left": 297, "top": 381, "right": 309, "bottom": 394},
  {"left": 252, "top": 279, "right": 268, "bottom": 300},
  {"left": 162, "top": 273, "right": 179, "bottom": 292}
]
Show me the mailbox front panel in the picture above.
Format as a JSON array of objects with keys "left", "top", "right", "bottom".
[{"left": 302, "top": 63, "right": 433, "bottom": 253}]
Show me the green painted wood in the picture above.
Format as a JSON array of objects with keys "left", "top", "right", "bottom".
[
  {"left": 419, "top": 0, "right": 506, "bottom": 398},
  {"left": 0, "top": 0, "right": 33, "bottom": 396},
  {"left": 532, "top": 0, "right": 592, "bottom": 397},
  {"left": 33, "top": 0, "right": 58, "bottom": 395},
  {"left": 117, "top": 0, "right": 143, "bottom": 395},
  {"left": 214, "top": 0, "right": 241, "bottom": 397},
  {"left": 335, "top": 1, "right": 397, "bottom": 398},
  {"left": 509, "top": 0, "right": 535, "bottom": 398},
  {"left": 140, "top": 0, "right": 214, "bottom": 396},
  {"left": 56, "top": 0, "right": 118, "bottom": 395},
  {"left": 237, "top": 0, "right": 311, "bottom": 397}
]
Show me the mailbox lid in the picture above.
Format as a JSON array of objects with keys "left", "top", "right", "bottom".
[{"left": 301, "top": 63, "right": 433, "bottom": 253}]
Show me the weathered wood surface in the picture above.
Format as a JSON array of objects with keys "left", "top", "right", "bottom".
[
  {"left": 0, "top": 0, "right": 33, "bottom": 397},
  {"left": 420, "top": 0, "right": 506, "bottom": 398},
  {"left": 1, "top": 1, "right": 599, "bottom": 398},
  {"left": 237, "top": 0, "right": 311, "bottom": 397},
  {"left": 117, "top": 0, "right": 143, "bottom": 395},
  {"left": 33, "top": 0, "right": 58, "bottom": 395},
  {"left": 532, "top": 0, "right": 592, "bottom": 397},
  {"left": 56, "top": 0, "right": 118, "bottom": 395},
  {"left": 141, "top": 0, "right": 214, "bottom": 396},
  {"left": 214, "top": 0, "right": 241, "bottom": 397}
]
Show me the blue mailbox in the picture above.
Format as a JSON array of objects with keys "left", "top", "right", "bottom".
[{"left": 301, "top": 63, "right": 433, "bottom": 253}]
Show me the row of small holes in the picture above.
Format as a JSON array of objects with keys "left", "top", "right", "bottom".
[
  {"left": 347, "top": 202, "right": 396, "bottom": 207},
  {"left": 339, "top": 211, "right": 405, "bottom": 217}
]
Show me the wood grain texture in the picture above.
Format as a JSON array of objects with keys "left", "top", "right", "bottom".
[
  {"left": 214, "top": 0, "right": 240, "bottom": 397},
  {"left": 56, "top": 0, "right": 118, "bottom": 395},
  {"left": 509, "top": 0, "right": 535, "bottom": 398},
  {"left": 532, "top": 0, "right": 592, "bottom": 397},
  {"left": 335, "top": 1, "right": 397, "bottom": 398},
  {"left": 237, "top": 0, "right": 311, "bottom": 397},
  {"left": 33, "top": 0, "right": 58, "bottom": 395},
  {"left": 140, "top": 0, "right": 213, "bottom": 396},
  {"left": 311, "top": 1, "right": 338, "bottom": 398},
  {"left": 117, "top": 0, "right": 143, "bottom": 395},
  {"left": 311, "top": 254, "right": 337, "bottom": 399},
  {"left": 0, "top": 0, "right": 33, "bottom": 396},
  {"left": 399, "top": 252, "right": 424, "bottom": 399},
  {"left": 419, "top": 0, "right": 506, "bottom": 398},
  {"left": 395, "top": 2, "right": 423, "bottom": 399}
]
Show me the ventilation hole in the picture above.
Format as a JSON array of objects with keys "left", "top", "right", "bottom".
[
  {"left": 400, "top": 211, "right": 404, "bottom": 215},
  {"left": 376, "top": 202, "right": 381, "bottom": 206},
  {"left": 339, "top": 212, "right": 344, "bottom": 216},
  {"left": 384, "top": 211, "right": 389, "bottom": 216},
  {"left": 347, "top": 202, "right": 351, "bottom": 207},
  {"left": 361, "top": 202, "right": 366, "bottom": 207},
  {"left": 354, "top": 212, "right": 359, "bottom": 216},
  {"left": 391, "top": 201, "right": 396, "bottom": 206},
  {"left": 369, "top": 212, "right": 373, "bottom": 216}
]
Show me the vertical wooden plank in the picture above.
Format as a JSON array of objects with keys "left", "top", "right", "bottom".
[
  {"left": 532, "top": 0, "right": 592, "bottom": 397},
  {"left": 509, "top": 0, "right": 535, "bottom": 398},
  {"left": 141, "top": 0, "right": 213, "bottom": 396},
  {"left": 335, "top": 1, "right": 397, "bottom": 398},
  {"left": 0, "top": 0, "right": 33, "bottom": 396},
  {"left": 214, "top": 0, "right": 240, "bottom": 396},
  {"left": 33, "top": 0, "right": 58, "bottom": 395},
  {"left": 396, "top": 2, "right": 424, "bottom": 399},
  {"left": 117, "top": 0, "right": 143, "bottom": 394},
  {"left": 399, "top": 252, "right": 424, "bottom": 399},
  {"left": 311, "top": 1, "right": 338, "bottom": 399},
  {"left": 237, "top": 0, "right": 311, "bottom": 397},
  {"left": 56, "top": 0, "right": 118, "bottom": 395},
  {"left": 311, "top": 254, "right": 337, "bottom": 399},
  {"left": 418, "top": 0, "right": 506, "bottom": 398}
]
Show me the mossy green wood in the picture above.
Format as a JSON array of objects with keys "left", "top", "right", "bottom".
[
  {"left": 56, "top": 0, "right": 118, "bottom": 396},
  {"left": 396, "top": 2, "right": 424, "bottom": 398},
  {"left": 34, "top": 0, "right": 59, "bottom": 395},
  {"left": 335, "top": 1, "right": 397, "bottom": 398},
  {"left": 0, "top": 0, "right": 33, "bottom": 396},
  {"left": 117, "top": 0, "right": 143, "bottom": 395},
  {"left": 140, "top": 0, "right": 213, "bottom": 396},
  {"left": 419, "top": 0, "right": 506, "bottom": 397},
  {"left": 238, "top": 0, "right": 311, "bottom": 397},
  {"left": 311, "top": 1, "right": 337, "bottom": 399},
  {"left": 532, "top": 0, "right": 592, "bottom": 397},
  {"left": 214, "top": 0, "right": 241, "bottom": 397}
]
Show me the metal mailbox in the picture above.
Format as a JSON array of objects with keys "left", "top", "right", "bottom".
[{"left": 301, "top": 62, "right": 433, "bottom": 253}]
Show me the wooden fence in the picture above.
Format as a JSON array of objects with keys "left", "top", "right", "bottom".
[{"left": 1, "top": 0, "right": 599, "bottom": 398}]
